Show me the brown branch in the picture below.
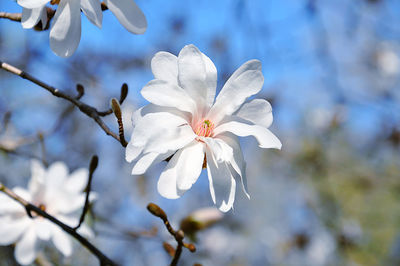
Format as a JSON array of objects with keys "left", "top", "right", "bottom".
[
  {"left": 0, "top": 61, "right": 127, "bottom": 147},
  {"left": 0, "top": 12, "right": 21, "bottom": 22},
  {"left": 74, "top": 155, "right": 98, "bottom": 230},
  {"left": 0, "top": 183, "right": 118, "bottom": 266},
  {"left": 147, "top": 203, "right": 196, "bottom": 266}
]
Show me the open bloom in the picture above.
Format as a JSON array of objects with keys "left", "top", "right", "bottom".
[
  {"left": 126, "top": 44, "right": 282, "bottom": 212},
  {"left": 17, "top": 0, "right": 147, "bottom": 57},
  {"left": 0, "top": 160, "right": 94, "bottom": 265}
]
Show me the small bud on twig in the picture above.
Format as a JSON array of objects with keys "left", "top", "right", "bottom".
[
  {"left": 184, "top": 243, "right": 196, "bottom": 252},
  {"left": 89, "top": 155, "right": 99, "bottom": 175},
  {"left": 76, "top": 84, "right": 85, "bottom": 99},
  {"left": 119, "top": 83, "right": 128, "bottom": 104},
  {"left": 110, "top": 98, "right": 122, "bottom": 120},
  {"left": 147, "top": 203, "right": 167, "bottom": 221},
  {"left": 163, "top": 242, "right": 176, "bottom": 257}
]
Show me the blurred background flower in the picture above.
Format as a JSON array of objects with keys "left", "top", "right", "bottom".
[{"left": 0, "top": 0, "right": 399, "bottom": 265}]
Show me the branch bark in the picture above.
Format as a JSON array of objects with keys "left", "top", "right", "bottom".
[{"left": 0, "top": 61, "right": 127, "bottom": 147}]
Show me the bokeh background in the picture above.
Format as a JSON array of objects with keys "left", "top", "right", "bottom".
[{"left": 1, "top": 0, "right": 400, "bottom": 265}]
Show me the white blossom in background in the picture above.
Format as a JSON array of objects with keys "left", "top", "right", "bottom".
[
  {"left": 0, "top": 160, "right": 94, "bottom": 265},
  {"left": 17, "top": 0, "right": 147, "bottom": 57},
  {"left": 126, "top": 44, "right": 282, "bottom": 212}
]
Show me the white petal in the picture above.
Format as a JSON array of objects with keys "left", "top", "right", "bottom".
[
  {"left": 208, "top": 60, "right": 264, "bottom": 124},
  {"left": 125, "top": 141, "right": 143, "bottom": 163},
  {"left": 81, "top": 0, "right": 103, "bottom": 28},
  {"left": 49, "top": 0, "right": 81, "bottom": 57},
  {"left": 208, "top": 69, "right": 264, "bottom": 125},
  {"left": 175, "top": 141, "right": 205, "bottom": 191},
  {"left": 141, "top": 79, "right": 197, "bottom": 114},
  {"left": 157, "top": 141, "right": 204, "bottom": 198},
  {"left": 0, "top": 193, "right": 25, "bottom": 214},
  {"left": 14, "top": 225, "right": 37, "bottom": 265},
  {"left": 235, "top": 99, "right": 273, "bottom": 128},
  {"left": 205, "top": 147, "right": 236, "bottom": 212},
  {"left": 21, "top": 6, "right": 44, "bottom": 29},
  {"left": 64, "top": 168, "right": 89, "bottom": 193},
  {"left": 151, "top": 51, "right": 178, "bottom": 84},
  {"left": 29, "top": 159, "right": 45, "bottom": 186},
  {"left": 131, "top": 151, "right": 173, "bottom": 175},
  {"left": 130, "top": 111, "right": 195, "bottom": 154},
  {"left": 104, "top": 0, "right": 147, "bottom": 34},
  {"left": 178, "top": 44, "right": 217, "bottom": 112},
  {"left": 33, "top": 219, "right": 52, "bottom": 240},
  {"left": 224, "top": 59, "right": 262, "bottom": 88},
  {"left": 47, "top": 192, "right": 86, "bottom": 214},
  {"left": 17, "top": 0, "right": 49, "bottom": 9},
  {"left": 214, "top": 119, "right": 282, "bottom": 149},
  {"left": 216, "top": 133, "right": 249, "bottom": 198},
  {"left": 13, "top": 187, "right": 32, "bottom": 202},
  {"left": 51, "top": 226, "right": 72, "bottom": 257},
  {"left": 0, "top": 217, "right": 31, "bottom": 245},
  {"left": 45, "top": 161, "right": 69, "bottom": 188}
]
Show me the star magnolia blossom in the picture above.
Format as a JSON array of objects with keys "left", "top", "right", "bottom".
[
  {"left": 0, "top": 160, "right": 94, "bottom": 265},
  {"left": 17, "top": 0, "right": 147, "bottom": 57},
  {"left": 126, "top": 44, "right": 282, "bottom": 212}
]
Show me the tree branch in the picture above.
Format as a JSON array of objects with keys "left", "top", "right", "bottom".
[
  {"left": 74, "top": 155, "right": 98, "bottom": 230},
  {"left": 147, "top": 203, "right": 196, "bottom": 266},
  {"left": 0, "top": 61, "right": 128, "bottom": 147},
  {"left": 0, "top": 182, "right": 118, "bottom": 266},
  {"left": 0, "top": 12, "right": 21, "bottom": 22}
]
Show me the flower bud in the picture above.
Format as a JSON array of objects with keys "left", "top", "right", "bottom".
[{"left": 147, "top": 203, "right": 167, "bottom": 220}]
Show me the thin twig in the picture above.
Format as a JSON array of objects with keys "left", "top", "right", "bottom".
[
  {"left": 0, "top": 183, "right": 118, "bottom": 266},
  {"left": 74, "top": 155, "right": 98, "bottom": 230},
  {"left": 0, "top": 12, "right": 21, "bottom": 22},
  {"left": 0, "top": 61, "right": 127, "bottom": 147},
  {"left": 147, "top": 203, "right": 196, "bottom": 266}
]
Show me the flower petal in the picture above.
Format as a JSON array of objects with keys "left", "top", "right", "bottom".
[
  {"left": 131, "top": 151, "right": 173, "bottom": 175},
  {"left": 205, "top": 147, "right": 236, "bottom": 212},
  {"left": 208, "top": 67, "right": 264, "bottom": 125},
  {"left": 216, "top": 133, "right": 249, "bottom": 198},
  {"left": 104, "top": 0, "right": 147, "bottom": 34},
  {"left": 235, "top": 99, "right": 273, "bottom": 128},
  {"left": 81, "top": 0, "right": 103, "bottom": 28},
  {"left": 0, "top": 217, "right": 30, "bottom": 245},
  {"left": 45, "top": 161, "right": 69, "bottom": 188},
  {"left": 178, "top": 44, "right": 217, "bottom": 112},
  {"left": 13, "top": 187, "right": 32, "bottom": 202},
  {"left": 130, "top": 111, "right": 195, "bottom": 155},
  {"left": 151, "top": 51, "right": 178, "bottom": 84},
  {"left": 51, "top": 225, "right": 72, "bottom": 256},
  {"left": 21, "top": 6, "right": 46, "bottom": 29},
  {"left": 125, "top": 141, "right": 143, "bottom": 163},
  {"left": 14, "top": 225, "right": 37, "bottom": 265},
  {"left": 224, "top": 59, "right": 262, "bottom": 87},
  {"left": 17, "top": 0, "right": 49, "bottom": 9},
  {"left": 141, "top": 79, "right": 197, "bottom": 114},
  {"left": 64, "top": 168, "right": 89, "bottom": 193},
  {"left": 49, "top": 0, "right": 81, "bottom": 57},
  {"left": 33, "top": 219, "right": 52, "bottom": 241},
  {"left": 0, "top": 192, "right": 25, "bottom": 214},
  {"left": 214, "top": 118, "right": 282, "bottom": 150},
  {"left": 157, "top": 141, "right": 204, "bottom": 198},
  {"left": 175, "top": 141, "right": 205, "bottom": 191}
]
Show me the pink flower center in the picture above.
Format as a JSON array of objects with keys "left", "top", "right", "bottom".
[{"left": 195, "top": 119, "right": 215, "bottom": 137}]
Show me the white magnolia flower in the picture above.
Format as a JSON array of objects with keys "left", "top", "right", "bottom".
[
  {"left": 0, "top": 160, "right": 94, "bottom": 265},
  {"left": 17, "top": 0, "right": 147, "bottom": 57},
  {"left": 126, "top": 44, "right": 282, "bottom": 212}
]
